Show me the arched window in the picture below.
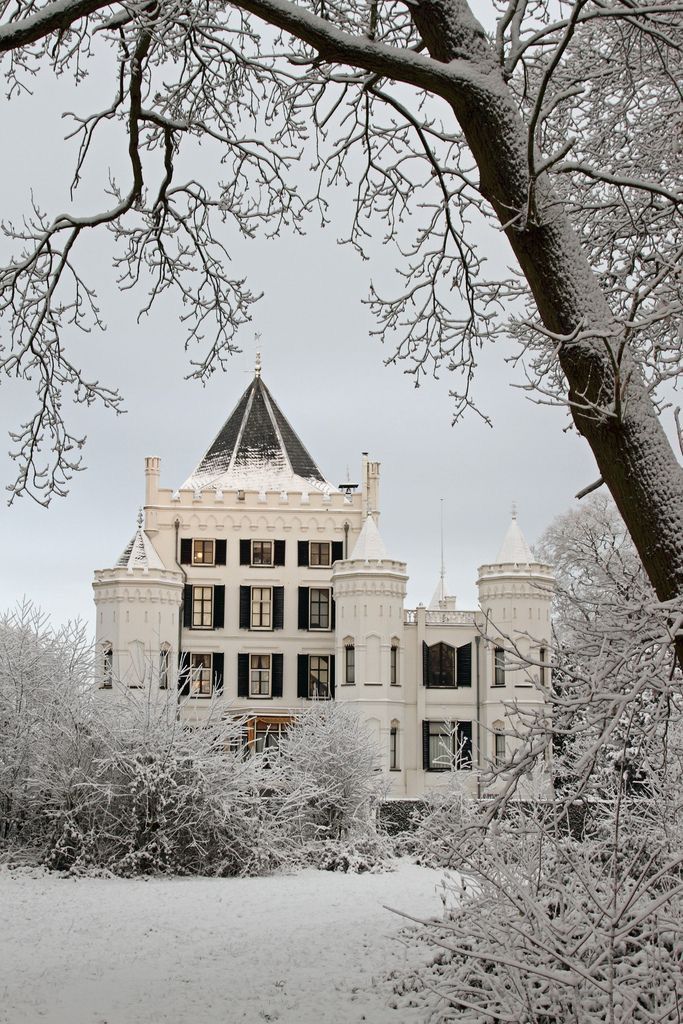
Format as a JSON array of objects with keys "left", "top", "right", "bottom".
[
  {"left": 390, "top": 720, "right": 400, "bottom": 770},
  {"left": 101, "top": 643, "right": 113, "bottom": 689},
  {"left": 425, "top": 642, "right": 455, "bottom": 688},
  {"left": 390, "top": 637, "right": 400, "bottom": 686},
  {"left": 493, "top": 647, "right": 506, "bottom": 687},
  {"left": 492, "top": 720, "right": 506, "bottom": 768},
  {"left": 159, "top": 644, "right": 171, "bottom": 690},
  {"left": 343, "top": 637, "right": 355, "bottom": 685}
]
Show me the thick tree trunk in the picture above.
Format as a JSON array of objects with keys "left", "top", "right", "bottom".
[{"left": 412, "top": 0, "right": 683, "bottom": 658}]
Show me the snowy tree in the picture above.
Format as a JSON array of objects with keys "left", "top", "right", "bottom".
[
  {"left": 0, "top": 0, "right": 681, "bottom": 663},
  {"left": 277, "top": 702, "right": 386, "bottom": 842},
  {"left": 401, "top": 500, "right": 682, "bottom": 1021},
  {"left": 0, "top": 600, "right": 93, "bottom": 844}
]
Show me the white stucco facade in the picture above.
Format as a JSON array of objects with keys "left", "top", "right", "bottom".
[{"left": 93, "top": 370, "right": 554, "bottom": 798}]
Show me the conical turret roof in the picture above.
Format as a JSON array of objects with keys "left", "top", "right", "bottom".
[
  {"left": 428, "top": 574, "right": 456, "bottom": 610},
  {"left": 349, "top": 514, "right": 389, "bottom": 561},
  {"left": 182, "top": 374, "right": 334, "bottom": 493},
  {"left": 115, "top": 528, "right": 166, "bottom": 572},
  {"left": 495, "top": 511, "right": 533, "bottom": 564}
]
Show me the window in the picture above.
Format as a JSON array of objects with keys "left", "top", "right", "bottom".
[
  {"left": 424, "top": 721, "right": 472, "bottom": 771},
  {"left": 190, "top": 653, "right": 212, "bottom": 697},
  {"left": 251, "top": 587, "right": 272, "bottom": 629},
  {"left": 309, "top": 655, "right": 330, "bottom": 699},
  {"left": 101, "top": 644, "right": 113, "bottom": 689},
  {"left": 310, "top": 588, "right": 331, "bottom": 630},
  {"left": 159, "top": 645, "right": 170, "bottom": 690},
  {"left": 426, "top": 642, "right": 455, "bottom": 688},
  {"left": 539, "top": 646, "right": 547, "bottom": 687},
  {"left": 310, "top": 541, "right": 331, "bottom": 567},
  {"left": 494, "top": 730, "right": 506, "bottom": 768},
  {"left": 254, "top": 720, "right": 287, "bottom": 756},
  {"left": 250, "top": 654, "right": 271, "bottom": 697},
  {"left": 192, "top": 586, "right": 213, "bottom": 628},
  {"left": 251, "top": 540, "right": 273, "bottom": 566},
  {"left": 344, "top": 644, "right": 355, "bottom": 684},
  {"left": 494, "top": 647, "right": 506, "bottom": 687},
  {"left": 390, "top": 644, "right": 399, "bottom": 686},
  {"left": 192, "top": 539, "right": 215, "bottom": 565},
  {"left": 390, "top": 724, "right": 399, "bottom": 770}
]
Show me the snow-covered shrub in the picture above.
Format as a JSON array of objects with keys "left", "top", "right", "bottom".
[
  {"left": 300, "top": 833, "right": 394, "bottom": 873},
  {"left": 0, "top": 603, "right": 292, "bottom": 875},
  {"left": 80, "top": 695, "right": 289, "bottom": 876},
  {"left": 400, "top": 757, "right": 683, "bottom": 1023},
  {"left": 276, "top": 703, "right": 388, "bottom": 844}
]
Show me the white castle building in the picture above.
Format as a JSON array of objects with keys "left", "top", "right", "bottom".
[{"left": 93, "top": 367, "right": 554, "bottom": 797}]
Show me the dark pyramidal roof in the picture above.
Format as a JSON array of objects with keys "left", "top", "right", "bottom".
[{"left": 182, "top": 374, "right": 334, "bottom": 493}]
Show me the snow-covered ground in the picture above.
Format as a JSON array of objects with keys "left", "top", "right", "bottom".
[{"left": 0, "top": 861, "right": 448, "bottom": 1024}]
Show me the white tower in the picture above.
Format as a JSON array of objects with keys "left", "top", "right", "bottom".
[
  {"left": 332, "top": 515, "right": 408, "bottom": 788},
  {"left": 476, "top": 509, "right": 554, "bottom": 783},
  {"left": 93, "top": 513, "right": 183, "bottom": 695}
]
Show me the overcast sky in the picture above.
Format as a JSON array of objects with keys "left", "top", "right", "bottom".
[{"left": 0, "top": 30, "right": 601, "bottom": 632}]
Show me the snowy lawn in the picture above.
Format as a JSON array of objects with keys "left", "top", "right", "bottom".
[{"left": 0, "top": 861, "right": 448, "bottom": 1024}]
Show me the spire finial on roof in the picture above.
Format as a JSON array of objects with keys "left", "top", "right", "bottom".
[
  {"left": 254, "top": 334, "right": 262, "bottom": 378},
  {"left": 137, "top": 507, "right": 144, "bottom": 529},
  {"left": 511, "top": 500, "right": 517, "bottom": 520},
  {"left": 440, "top": 497, "right": 446, "bottom": 588}
]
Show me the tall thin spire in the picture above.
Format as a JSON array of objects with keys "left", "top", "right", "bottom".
[{"left": 440, "top": 498, "right": 445, "bottom": 592}]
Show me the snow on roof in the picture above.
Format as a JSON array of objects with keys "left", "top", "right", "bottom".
[
  {"left": 181, "top": 374, "right": 336, "bottom": 494},
  {"left": 349, "top": 515, "right": 389, "bottom": 561},
  {"left": 115, "top": 529, "right": 166, "bottom": 572},
  {"left": 495, "top": 511, "right": 534, "bottom": 564}
]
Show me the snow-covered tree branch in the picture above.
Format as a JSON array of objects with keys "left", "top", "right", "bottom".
[{"left": 1, "top": 0, "right": 681, "bottom": 669}]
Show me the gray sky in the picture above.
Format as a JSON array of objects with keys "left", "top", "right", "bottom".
[{"left": 0, "top": 35, "right": 599, "bottom": 631}]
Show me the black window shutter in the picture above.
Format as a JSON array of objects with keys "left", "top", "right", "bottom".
[
  {"left": 274, "top": 540, "right": 286, "bottom": 566},
  {"left": 457, "top": 643, "right": 472, "bottom": 687},
  {"left": 213, "top": 652, "right": 224, "bottom": 695},
  {"left": 331, "top": 541, "right": 344, "bottom": 563},
  {"left": 239, "top": 586, "right": 251, "bottom": 629},
  {"left": 183, "top": 585, "right": 193, "bottom": 629},
  {"left": 422, "top": 641, "right": 430, "bottom": 687},
  {"left": 458, "top": 721, "right": 473, "bottom": 769},
  {"left": 298, "top": 587, "right": 309, "bottom": 630},
  {"left": 178, "top": 652, "right": 190, "bottom": 697},
  {"left": 422, "top": 721, "right": 430, "bottom": 770},
  {"left": 180, "top": 538, "right": 192, "bottom": 565},
  {"left": 240, "top": 539, "right": 251, "bottom": 566},
  {"left": 273, "top": 587, "right": 284, "bottom": 630},
  {"left": 297, "top": 654, "right": 308, "bottom": 698},
  {"left": 215, "top": 539, "right": 227, "bottom": 566},
  {"left": 331, "top": 596, "right": 336, "bottom": 631},
  {"left": 272, "top": 654, "right": 284, "bottom": 697},
  {"left": 213, "top": 586, "right": 225, "bottom": 630},
  {"left": 330, "top": 654, "right": 336, "bottom": 698},
  {"left": 298, "top": 541, "right": 309, "bottom": 567},
  {"left": 237, "top": 653, "right": 249, "bottom": 697}
]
